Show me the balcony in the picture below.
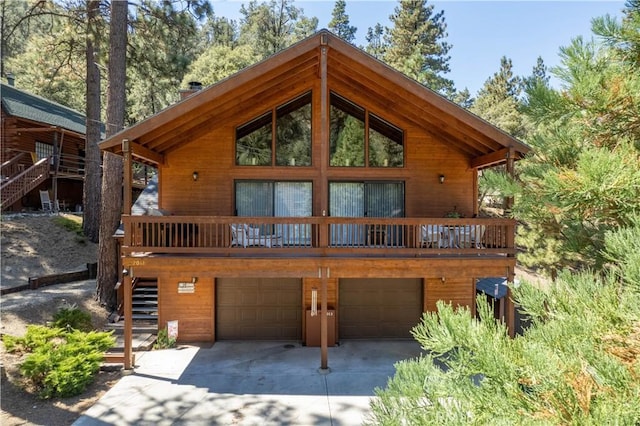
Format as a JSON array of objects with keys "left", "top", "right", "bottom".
[{"left": 120, "top": 216, "right": 516, "bottom": 258}]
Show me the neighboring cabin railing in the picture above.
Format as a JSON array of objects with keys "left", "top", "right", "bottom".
[{"left": 121, "top": 215, "right": 516, "bottom": 257}]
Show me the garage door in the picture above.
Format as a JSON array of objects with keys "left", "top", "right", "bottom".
[
  {"left": 339, "top": 278, "right": 422, "bottom": 339},
  {"left": 216, "top": 278, "right": 302, "bottom": 340}
]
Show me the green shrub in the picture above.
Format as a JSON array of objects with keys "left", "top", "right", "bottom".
[
  {"left": 4, "top": 325, "right": 114, "bottom": 399},
  {"left": 52, "top": 306, "right": 93, "bottom": 332},
  {"left": 153, "top": 328, "right": 176, "bottom": 349}
]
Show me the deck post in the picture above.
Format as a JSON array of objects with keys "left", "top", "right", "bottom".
[
  {"left": 320, "top": 266, "right": 329, "bottom": 370},
  {"left": 506, "top": 265, "right": 515, "bottom": 338},
  {"left": 318, "top": 37, "right": 329, "bottom": 248},
  {"left": 122, "top": 139, "right": 132, "bottom": 215},
  {"left": 123, "top": 272, "right": 133, "bottom": 369}
]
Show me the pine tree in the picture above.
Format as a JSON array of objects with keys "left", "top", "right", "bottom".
[
  {"left": 328, "top": 0, "right": 356, "bottom": 43},
  {"left": 470, "top": 56, "right": 528, "bottom": 139},
  {"left": 364, "top": 23, "right": 386, "bottom": 59},
  {"left": 383, "top": 0, "right": 453, "bottom": 93},
  {"left": 238, "top": 0, "right": 318, "bottom": 59}
]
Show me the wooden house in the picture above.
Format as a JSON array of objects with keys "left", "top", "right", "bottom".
[
  {"left": 1, "top": 82, "right": 87, "bottom": 211},
  {"left": 99, "top": 31, "right": 530, "bottom": 369}
]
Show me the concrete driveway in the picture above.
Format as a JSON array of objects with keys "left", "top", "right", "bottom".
[{"left": 73, "top": 340, "right": 423, "bottom": 425}]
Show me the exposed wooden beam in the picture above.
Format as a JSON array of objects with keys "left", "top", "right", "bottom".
[
  {"left": 130, "top": 141, "right": 164, "bottom": 165},
  {"left": 470, "top": 147, "right": 510, "bottom": 169}
]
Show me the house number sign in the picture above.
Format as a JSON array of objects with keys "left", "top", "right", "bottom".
[{"left": 178, "top": 282, "right": 195, "bottom": 293}]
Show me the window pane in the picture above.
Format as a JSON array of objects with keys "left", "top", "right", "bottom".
[
  {"left": 35, "top": 141, "right": 54, "bottom": 162},
  {"left": 329, "top": 182, "right": 366, "bottom": 246},
  {"left": 330, "top": 93, "right": 365, "bottom": 167},
  {"left": 276, "top": 93, "right": 312, "bottom": 166},
  {"left": 368, "top": 114, "right": 404, "bottom": 167},
  {"left": 236, "top": 113, "right": 272, "bottom": 165},
  {"left": 235, "top": 181, "right": 274, "bottom": 216},
  {"left": 366, "top": 182, "right": 404, "bottom": 218},
  {"left": 275, "top": 182, "right": 312, "bottom": 245}
]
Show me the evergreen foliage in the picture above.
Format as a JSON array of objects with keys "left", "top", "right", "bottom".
[
  {"left": 2, "top": 323, "right": 114, "bottom": 399},
  {"left": 369, "top": 258, "right": 640, "bottom": 424},
  {"left": 328, "top": 0, "right": 356, "bottom": 43},
  {"left": 383, "top": 0, "right": 453, "bottom": 93},
  {"left": 470, "top": 56, "right": 529, "bottom": 139},
  {"left": 238, "top": 0, "right": 318, "bottom": 59}
]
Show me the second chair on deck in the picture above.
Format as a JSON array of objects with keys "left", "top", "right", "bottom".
[{"left": 231, "top": 224, "right": 283, "bottom": 248}]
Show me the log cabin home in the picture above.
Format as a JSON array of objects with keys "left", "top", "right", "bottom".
[
  {"left": 100, "top": 31, "right": 530, "bottom": 369},
  {"left": 1, "top": 81, "right": 87, "bottom": 212}
]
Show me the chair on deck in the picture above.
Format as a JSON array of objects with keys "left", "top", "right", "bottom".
[
  {"left": 231, "top": 224, "right": 283, "bottom": 248},
  {"left": 456, "top": 225, "right": 487, "bottom": 248},
  {"left": 420, "top": 225, "right": 444, "bottom": 248}
]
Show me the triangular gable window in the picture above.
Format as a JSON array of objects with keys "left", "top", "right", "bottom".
[
  {"left": 329, "top": 92, "right": 404, "bottom": 168},
  {"left": 236, "top": 92, "right": 312, "bottom": 166}
]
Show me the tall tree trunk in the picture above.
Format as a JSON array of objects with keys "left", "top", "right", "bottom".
[
  {"left": 83, "top": 0, "right": 101, "bottom": 242},
  {"left": 96, "top": 0, "right": 127, "bottom": 309}
]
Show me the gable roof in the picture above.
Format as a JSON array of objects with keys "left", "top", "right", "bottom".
[
  {"left": 1, "top": 83, "right": 86, "bottom": 135},
  {"left": 100, "top": 30, "right": 530, "bottom": 169}
]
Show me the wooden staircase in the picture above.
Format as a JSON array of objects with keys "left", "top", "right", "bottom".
[
  {"left": 1, "top": 157, "right": 50, "bottom": 209},
  {"left": 131, "top": 279, "right": 159, "bottom": 323},
  {"left": 104, "top": 279, "right": 158, "bottom": 358}
]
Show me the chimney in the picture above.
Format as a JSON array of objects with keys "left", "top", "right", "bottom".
[
  {"left": 6, "top": 73, "right": 15, "bottom": 87},
  {"left": 179, "top": 81, "right": 203, "bottom": 100}
]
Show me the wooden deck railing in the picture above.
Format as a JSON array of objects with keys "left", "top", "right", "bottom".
[
  {"left": 121, "top": 215, "right": 516, "bottom": 257},
  {"left": 1, "top": 158, "right": 50, "bottom": 209}
]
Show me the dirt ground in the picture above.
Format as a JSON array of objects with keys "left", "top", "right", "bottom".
[{"left": 1, "top": 213, "right": 119, "bottom": 426}]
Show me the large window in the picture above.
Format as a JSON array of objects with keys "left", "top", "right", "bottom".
[
  {"left": 329, "top": 181, "right": 405, "bottom": 246},
  {"left": 236, "top": 92, "right": 312, "bottom": 167},
  {"left": 235, "top": 180, "right": 312, "bottom": 245},
  {"left": 329, "top": 92, "right": 404, "bottom": 168}
]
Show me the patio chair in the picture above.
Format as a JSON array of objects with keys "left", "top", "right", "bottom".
[
  {"left": 231, "top": 224, "right": 283, "bottom": 248},
  {"left": 39, "top": 190, "right": 54, "bottom": 212},
  {"left": 420, "top": 225, "right": 444, "bottom": 248},
  {"left": 456, "top": 225, "right": 487, "bottom": 248}
]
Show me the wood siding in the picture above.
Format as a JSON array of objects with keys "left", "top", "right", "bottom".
[
  {"left": 160, "top": 89, "right": 475, "bottom": 218},
  {"left": 158, "top": 275, "right": 214, "bottom": 342},
  {"left": 424, "top": 277, "right": 475, "bottom": 313}
]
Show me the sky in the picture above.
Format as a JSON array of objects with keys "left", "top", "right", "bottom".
[{"left": 209, "top": 0, "right": 627, "bottom": 95}]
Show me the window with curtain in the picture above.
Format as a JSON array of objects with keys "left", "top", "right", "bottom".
[
  {"left": 329, "top": 181, "right": 405, "bottom": 246},
  {"left": 235, "top": 181, "right": 312, "bottom": 245},
  {"left": 236, "top": 92, "right": 312, "bottom": 166},
  {"left": 329, "top": 92, "right": 404, "bottom": 168}
]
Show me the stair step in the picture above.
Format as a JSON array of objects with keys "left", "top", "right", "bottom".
[
  {"left": 132, "top": 312, "right": 158, "bottom": 319},
  {"left": 132, "top": 300, "right": 158, "bottom": 306},
  {"left": 134, "top": 289, "right": 158, "bottom": 295},
  {"left": 132, "top": 294, "right": 158, "bottom": 300}
]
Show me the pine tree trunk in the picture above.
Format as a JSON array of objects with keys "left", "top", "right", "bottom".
[
  {"left": 96, "top": 0, "right": 127, "bottom": 309},
  {"left": 82, "top": 0, "right": 102, "bottom": 243}
]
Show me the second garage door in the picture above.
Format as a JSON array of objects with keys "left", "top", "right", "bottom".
[
  {"left": 339, "top": 278, "right": 422, "bottom": 339},
  {"left": 216, "top": 278, "right": 302, "bottom": 340}
]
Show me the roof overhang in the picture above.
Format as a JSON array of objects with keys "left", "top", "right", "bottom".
[{"left": 99, "top": 30, "right": 530, "bottom": 168}]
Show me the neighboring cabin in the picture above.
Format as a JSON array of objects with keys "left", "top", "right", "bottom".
[
  {"left": 100, "top": 31, "right": 530, "bottom": 369},
  {"left": 1, "top": 81, "right": 87, "bottom": 212}
]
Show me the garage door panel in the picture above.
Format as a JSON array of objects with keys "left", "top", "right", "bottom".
[
  {"left": 339, "top": 279, "right": 422, "bottom": 339},
  {"left": 217, "top": 278, "right": 302, "bottom": 340}
]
